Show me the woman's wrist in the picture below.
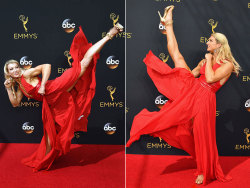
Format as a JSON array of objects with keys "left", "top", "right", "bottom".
[{"left": 206, "top": 59, "right": 212, "bottom": 64}]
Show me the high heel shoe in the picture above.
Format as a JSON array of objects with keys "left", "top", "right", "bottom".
[
  {"left": 158, "top": 5, "right": 174, "bottom": 26},
  {"left": 106, "top": 23, "right": 124, "bottom": 40},
  {"left": 115, "top": 23, "right": 124, "bottom": 32}
]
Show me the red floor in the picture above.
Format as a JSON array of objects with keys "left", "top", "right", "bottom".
[
  {"left": 0, "top": 143, "right": 125, "bottom": 188},
  {"left": 126, "top": 154, "right": 250, "bottom": 188}
]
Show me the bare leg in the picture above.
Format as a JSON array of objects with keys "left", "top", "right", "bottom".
[
  {"left": 163, "top": 7, "right": 191, "bottom": 71},
  {"left": 67, "top": 26, "right": 122, "bottom": 92},
  {"left": 45, "top": 132, "right": 51, "bottom": 155}
]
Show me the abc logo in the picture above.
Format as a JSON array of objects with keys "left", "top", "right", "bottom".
[
  {"left": 106, "top": 56, "right": 119, "bottom": 69},
  {"left": 62, "top": 19, "right": 75, "bottom": 33},
  {"left": 22, "top": 122, "right": 34, "bottom": 134},
  {"left": 155, "top": 95, "right": 168, "bottom": 109},
  {"left": 20, "top": 56, "right": 32, "bottom": 69},
  {"left": 245, "top": 99, "right": 250, "bottom": 112},
  {"left": 159, "top": 23, "right": 167, "bottom": 34},
  {"left": 104, "top": 123, "right": 116, "bottom": 135}
]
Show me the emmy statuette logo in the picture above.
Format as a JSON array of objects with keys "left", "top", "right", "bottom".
[
  {"left": 64, "top": 50, "right": 73, "bottom": 67},
  {"left": 110, "top": 13, "right": 119, "bottom": 26},
  {"left": 19, "top": 15, "right": 28, "bottom": 32},
  {"left": 57, "top": 50, "right": 72, "bottom": 74},
  {"left": 159, "top": 53, "right": 169, "bottom": 63},
  {"left": 107, "top": 86, "right": 116, "bottom": 102},
  {"left": 99, "top": 85, "right": 124, "bottom": 108},
  {"left": 208, "top": 19, "right": 218, "bottom": 33},
  {"left": 244, "top": 128, "right": 250, "bottom": 144},
  {"left": 101, "top": 13, "right": 132, "bottom": 39},
  {"left": 14, "top": 15, "right": 38, "bottom": 39},
  {"left": 235, "top": 128, "right": 250, "bottom": 150},
  {"left": 200, "top": 19, "right": 219, "bottom": 43}
]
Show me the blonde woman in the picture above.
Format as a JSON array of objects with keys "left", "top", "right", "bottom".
[
  {"left": 127, "top": 6, "right": 240, "bottom": 185},
  {"left": 4, "top": 24, "right": 123, "bottom": 172}
]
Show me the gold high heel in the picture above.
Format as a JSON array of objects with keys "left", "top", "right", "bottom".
[
  {"left": 115, "top": 23, "right": 124, "bottom": 32},
  {"left": 158, "top": 5, "right": 174, "bottom": 26},
  {"left": 106, "top": 23, "right": 124, "bottom": 40}
]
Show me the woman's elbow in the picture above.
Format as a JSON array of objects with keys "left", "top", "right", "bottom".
[{"left": 206, "top": 78, "right": 214, "bottom": 84}]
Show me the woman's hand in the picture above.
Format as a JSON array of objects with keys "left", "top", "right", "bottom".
[
  {"left": 4, "top": 79, "right": 12, "bottom": 89},
  {"left": 38, "top": 85, "right": 45, "bottom": 95},
  {"left": 205, "top": 53, "right": 213, "bottom": 61}
]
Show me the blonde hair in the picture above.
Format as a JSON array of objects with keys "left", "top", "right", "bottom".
[
  {"left": 211, "top": 32, "right": 241, "bottom": 76},
  {"left": 4, "top": 59, "right": 21, "bottom": 98}
]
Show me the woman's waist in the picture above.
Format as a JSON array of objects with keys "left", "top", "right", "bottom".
[{"left": 197, "top": 76, "right": 221, "bottom": 93}]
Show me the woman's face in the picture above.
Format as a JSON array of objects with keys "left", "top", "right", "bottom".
[
  {"left": 206, "top": 36, "right": 221, "bottom": 53},
  {"left": 7, "top": 63, "right": 21, "bottom": 78}
]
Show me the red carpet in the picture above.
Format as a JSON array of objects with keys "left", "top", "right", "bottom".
[
  {"left": 126, "top": 154, "right": 250, "bottom": 188},
  {"left": 0, "top": 143, "right": 124, "bottom": 188}
]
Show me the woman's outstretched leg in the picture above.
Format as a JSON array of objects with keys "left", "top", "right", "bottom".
[
  {"left": 67, "top": 25, "right": 123, "bottom": 92},
  {"left": 161, "top": 6, "right": 191, "bottom": 71}
]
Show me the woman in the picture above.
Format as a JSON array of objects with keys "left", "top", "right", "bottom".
[
  {"left": 126, "top": 6, "right": 240, "bottom": 185},
  {"left": 4, "top": 23, "right": 123, "bottom": 172}
]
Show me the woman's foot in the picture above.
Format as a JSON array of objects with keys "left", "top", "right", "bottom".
[
  {"left": 106, "top": 23, "right": 124, "bottom": 40},
  {"left": 158, "top": 5, "right": 174, "bottom": 26},
  {"left": 195, "top": 174, "right": 204, "bottom": 185}
]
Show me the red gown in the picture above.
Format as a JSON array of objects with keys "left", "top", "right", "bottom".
[
  {"left": 126, "top": 50, "right": 232, "bottom": 184},
  {"left": 19, "top": 27, "right": 99, "bottom": 172}
]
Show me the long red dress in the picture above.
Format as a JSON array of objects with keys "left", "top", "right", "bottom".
[
  {"left": 126, "top": 50, "right": 232, "bottom": 185},
  {"left": 19, "top": 27, "right": 99, "bottom": 172}
]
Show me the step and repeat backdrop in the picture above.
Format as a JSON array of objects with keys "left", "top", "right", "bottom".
[
  {"left": 126, "top": 0, "right": 250, "bottom": 156},
  {"left": 0, "top": 0, "right": 125, "bottom": 145}
]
